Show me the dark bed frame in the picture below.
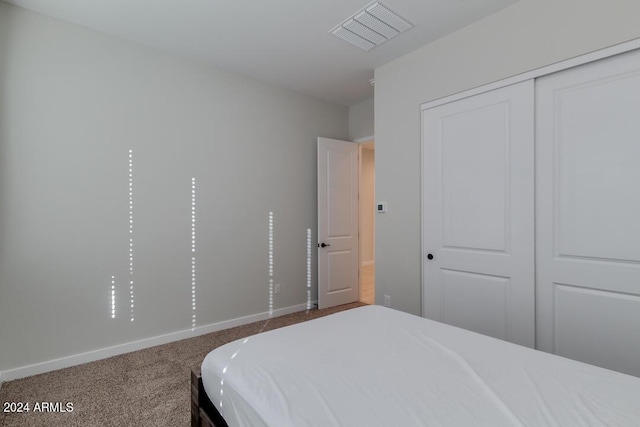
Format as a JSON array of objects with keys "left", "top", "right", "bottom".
[{"left": 191, "top": 367, "right": 229, "bottom": 427}]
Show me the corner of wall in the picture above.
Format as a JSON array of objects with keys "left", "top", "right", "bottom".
[{"left": 348, "top": 97, "right": 375, "bottom": 141}]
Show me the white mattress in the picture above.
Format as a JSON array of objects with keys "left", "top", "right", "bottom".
[{"left": 202, "top": 305, "right": 640, "bottom": 427}]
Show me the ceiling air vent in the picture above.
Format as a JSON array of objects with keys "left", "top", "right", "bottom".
[{"left": 331, "top": 2, "right": 413, "bottom": 52}]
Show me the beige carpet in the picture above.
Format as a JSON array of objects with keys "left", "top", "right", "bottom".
[{"left": 0, "top": 302, "right": 365, "bottom": 427}]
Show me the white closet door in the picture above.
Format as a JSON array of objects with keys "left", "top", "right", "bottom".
[
  {"left": 536, "top": 50, "right": 640, "bottom": 376},
  {"left": 422, "top": 80, "right": 535, "bottom": 348}
]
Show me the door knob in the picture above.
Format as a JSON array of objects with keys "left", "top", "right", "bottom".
[
  {"left": 427, "top": 253, "right": 434, "bottom": 260},
  {"left": 320, "top": 243, "right": 330, "bottom": 248}
]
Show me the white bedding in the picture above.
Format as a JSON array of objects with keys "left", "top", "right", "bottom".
[{"left": 202, "top": 305, "right": 640, "bottom": 427}]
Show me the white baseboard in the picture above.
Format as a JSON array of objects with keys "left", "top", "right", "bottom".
[
  {"left": 0, "top": 301, "right": 316, "bottom": 382},
  {"left": 361, "top": 260, "right": 375, "bottom": 267}
]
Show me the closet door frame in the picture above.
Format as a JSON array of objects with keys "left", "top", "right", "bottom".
[{"left": 420, "top": 37, "right": 640, "bottom": 326}]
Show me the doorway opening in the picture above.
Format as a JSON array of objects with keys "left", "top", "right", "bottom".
[{"left": 359, "top": 140, "right": 375, "bottom": 305}]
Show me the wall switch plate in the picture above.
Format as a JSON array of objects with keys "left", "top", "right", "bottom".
[
  {"left": 274, "top": 283, "right": 281, "bottom": 295},
  {"left": 383, "top": 295, "right": 391, "bottom": 307},
  {"left": 376, "top": 202, "right": 387, "bottom": 213}
]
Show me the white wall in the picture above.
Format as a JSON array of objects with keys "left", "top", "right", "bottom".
[
  {"left": 0, "top": 3, "right": 348, "bottom": 374},
  {"left": 348, "top": 97, "right": 374, "bottom": 141},
  {"left": 375, "top": 0, "right": 640, "bottom": 315}
]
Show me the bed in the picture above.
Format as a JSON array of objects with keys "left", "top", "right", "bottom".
[{"left": 191, "top": 305, "right": 640, "bottom": 426}]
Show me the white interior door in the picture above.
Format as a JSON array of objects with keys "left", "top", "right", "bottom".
[
  {"left": 317, "top": 137, "right": 359, "bottom": 309},
  {"left": 422, "top": 80, "right": 535, "bottom": 348},
  {"left": 536, "top": 49, "right": 640, "bottom": 376}
]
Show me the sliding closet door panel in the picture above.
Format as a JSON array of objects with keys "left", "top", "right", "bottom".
[
  {"left": 422, "top": 80, "right": 535, "bottom": 348},
  {"left": 536, "top": 49, "right": 640, "bottom": 376}
]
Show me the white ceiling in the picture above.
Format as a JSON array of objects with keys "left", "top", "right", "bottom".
[{"left": 3, "top": 0, "right": 519, "bottom": 106}]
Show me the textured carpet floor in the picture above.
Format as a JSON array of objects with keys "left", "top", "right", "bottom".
[{"left": 0, "top": 302, "right": 365, "bottom": 427}]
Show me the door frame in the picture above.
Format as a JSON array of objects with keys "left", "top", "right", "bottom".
[
  {"left": 357, "top": 137, "right": 375, "bottom": 304},
  {"left": 355, "top": 135, "right": 375, "bottom": 278}
]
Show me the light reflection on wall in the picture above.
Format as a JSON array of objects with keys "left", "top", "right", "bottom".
[
  {"left": 129, "top": 149, "right": 135, "bottom": 322},
  {"left": 268, "top": 211, "right": 274, "bottom": 318},
  {"left": 110, "top": 276, "right": 116, "bottom": 318},
  {"left": 307, "top": 228, "right": 312, "bottom": 311},
  {"left": 191, "top": 177, "right": 197, "bottom": 330}
]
